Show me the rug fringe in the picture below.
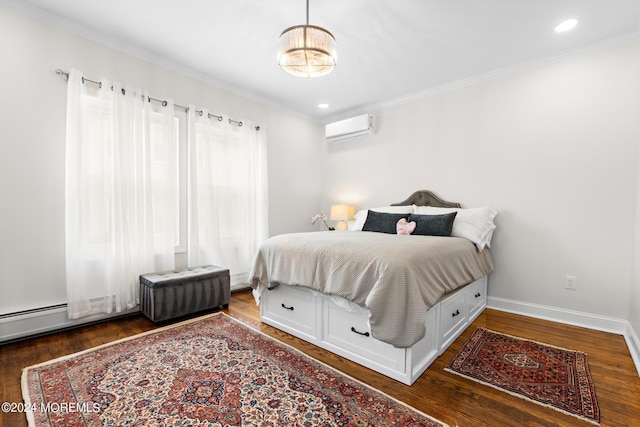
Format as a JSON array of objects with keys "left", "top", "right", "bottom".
[{"left": 21, "top": 368, "right": 37, "bottom": 427}]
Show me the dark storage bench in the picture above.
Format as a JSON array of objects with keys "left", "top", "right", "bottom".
[{"left": 140, "top": 265, "right": 230, "bottom": 322}]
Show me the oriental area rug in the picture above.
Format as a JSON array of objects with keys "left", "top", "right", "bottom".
[
  {"left": 22, "top": 313, "right": 446, "bottom": 427},
  {"left": 445, "top": 327, "right": 600, "bottom": 425}
]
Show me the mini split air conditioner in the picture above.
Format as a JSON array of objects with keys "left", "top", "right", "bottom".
[{"left": 325, "top": 114, "right": 376, "bottom": 142}]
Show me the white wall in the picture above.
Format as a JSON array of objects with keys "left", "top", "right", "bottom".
[
  {"left": 0, "top": 5, "right": 324, "bottom": 315},
  {"left": 321, "top": 41, "right": 640, "bottom": 322}
]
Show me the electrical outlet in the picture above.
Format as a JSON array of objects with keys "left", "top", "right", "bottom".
[{"left": 565, "top": 275, "right": 577, "bottom": 290}]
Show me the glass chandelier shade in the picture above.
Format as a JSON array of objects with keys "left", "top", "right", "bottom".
[{"left": 278, "top": 3, "right": 336, "bottom": 78}]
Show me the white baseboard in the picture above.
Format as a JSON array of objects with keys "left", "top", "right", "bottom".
[
  {"left": 487, "top": 296, "right": 640, "bottom": 377},
  {"left": 625, "top": 323, "right": 640, "bottom": 377},
  {"left": 487, "top": 296, "right": 628, "bottom": 334}
]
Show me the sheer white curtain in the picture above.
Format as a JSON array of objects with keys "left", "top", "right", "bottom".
[
  {"left": 187, "top": 107, "right": 268, "bottom": 287},
  {"left": 65, "top": 69, "right": 177, "bottom": 319}
]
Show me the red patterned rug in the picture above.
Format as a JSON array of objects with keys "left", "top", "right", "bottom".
[
  {"left": 445, "top": 328, "right": 600, "bottom": 425},
  {"left": 22, "top": 313, "right": 447, "bottom": 427}
]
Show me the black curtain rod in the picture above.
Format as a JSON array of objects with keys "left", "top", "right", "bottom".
[{"left": 55, "top": 69, "right": 260, "bottom": 131}]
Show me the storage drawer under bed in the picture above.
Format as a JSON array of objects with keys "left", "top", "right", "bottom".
[
  {"left": 438, "top": 290, "right": 468, "bottom": 353},
  {"left": 322, "top": 300, "right": 406, "bottom": 372},
  {"left": 466, "top": 277, "right": 487, "bottom": 320},
  {"left": 261, "top": 285, "right": 317, "bottom": 340}
]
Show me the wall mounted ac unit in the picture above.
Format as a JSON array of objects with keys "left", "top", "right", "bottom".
[{"left": 325, "top": 114, "right": 376, "bottom": 142}]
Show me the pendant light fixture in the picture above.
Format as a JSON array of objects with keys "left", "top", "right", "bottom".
[{"left": 278, "top": 0, "right": 337, "bottom": 78}]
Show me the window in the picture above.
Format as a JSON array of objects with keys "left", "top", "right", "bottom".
[
  {"left": 187, "top": 110, "right": 268, "bottom": 288},
  {"left": 65, "top": 70, "right": 178, "bottom": 318},
  {"left": 65, "top": 69, "right": 268, "bottom": 319}
]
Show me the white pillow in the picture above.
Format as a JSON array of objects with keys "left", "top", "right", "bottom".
[
  {"left": 413, "top": 205, "right": 497, "bottom": 251},
  {"left": 350, "top": 205, "right": 414, "bottom": 231}
]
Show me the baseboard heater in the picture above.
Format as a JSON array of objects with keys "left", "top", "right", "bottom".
[
  {"left": 0, "top": 286, "right": 250, "bottom": 344},
  {"left": 0, "top": 303, "right": 138, "bottom": 344}
]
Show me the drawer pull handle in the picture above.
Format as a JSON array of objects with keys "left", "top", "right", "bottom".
[
  {"left": 281, "top": 303, "right": 294, "bottom": 311},
  {"left": 452, "top": 309, "right": 460, "bottom": 317},
  {"left": 475, "top": 292, "right": 481, "bottom": 298},
  {"left": 350, "top": 327, "right": 370, "bottom": 337}
]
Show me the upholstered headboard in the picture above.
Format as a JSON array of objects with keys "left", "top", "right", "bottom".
[{"left": 391, "top": 190, "right": 461, "bottom": 208}]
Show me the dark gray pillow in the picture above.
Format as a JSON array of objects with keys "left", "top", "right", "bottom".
[
  {"left": 408, "top": 212, "right": 457, "bottom": 236},
  {"left": 362, "top": 211, "right": 410, "bottom": 234}
]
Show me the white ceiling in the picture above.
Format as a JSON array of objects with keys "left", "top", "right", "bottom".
[{"left": 5, "top": 0, "right": 640, "bottom": 121}]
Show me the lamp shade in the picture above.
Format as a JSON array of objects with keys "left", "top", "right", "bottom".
[
  {"left": 330, "top": 204, "right": 355, "bottom": 221},
  {"left": 278, "top": 25, "right": 337, "bottom": 78}
]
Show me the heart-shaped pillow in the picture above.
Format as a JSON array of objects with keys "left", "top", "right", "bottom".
[{"left": 396, "top": 218, "right": 416, "bottom": 235}]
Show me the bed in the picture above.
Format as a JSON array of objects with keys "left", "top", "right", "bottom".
[{"left": 249, "top": 190, "right": 496, "bottom": 385}]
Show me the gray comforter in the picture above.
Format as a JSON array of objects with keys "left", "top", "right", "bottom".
[{"left": 249, "top": 231, "right": 493, "bottom": 348}]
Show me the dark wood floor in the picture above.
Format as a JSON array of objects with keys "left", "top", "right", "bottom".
[{"left": 2, "top": 290, "right": 639, "bottom": 427}]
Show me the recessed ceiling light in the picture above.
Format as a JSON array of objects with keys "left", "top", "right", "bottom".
[
  {"left": 318, "top": 103, "right": 329, "bottom": 109},
  {"left": 555, "top": 19, "right": 578, "bottom": 33}
]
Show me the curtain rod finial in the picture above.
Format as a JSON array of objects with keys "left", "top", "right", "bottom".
[{"left": 55, "top": 68, "right": 69, "bottom": 80}]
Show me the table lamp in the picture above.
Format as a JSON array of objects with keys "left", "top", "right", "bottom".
[{"left": 330, "top": 204, "right": 355, "bottom": 231}]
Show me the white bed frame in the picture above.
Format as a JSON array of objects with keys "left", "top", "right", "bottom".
[
  {"left": 260, "top": 276, "right": 486, "bottom": 385},
  {"left": 259, "top": 190, "right": 489, "bottom": 385}
]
